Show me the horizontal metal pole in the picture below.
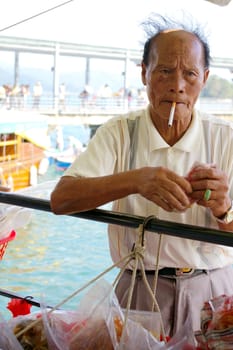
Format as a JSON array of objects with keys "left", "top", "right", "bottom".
[
  {"left": 0, "top": 288, "right": 53, "bottom": 309},
  {"left": 0, "top": 191, "right": 233, "bottom": 247}
]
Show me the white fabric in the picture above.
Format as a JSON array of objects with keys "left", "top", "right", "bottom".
[{"left": 64, "top": 106, "right": 233, "bottom": 270}]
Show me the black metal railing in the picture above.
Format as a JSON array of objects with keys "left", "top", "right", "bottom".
[{"left": 0, "top": 191, "right": 233, "bottom": 247}]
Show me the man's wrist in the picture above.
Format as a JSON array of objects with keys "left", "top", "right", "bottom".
[{"left": 215, "top": 199, "right": 233, "bottom": 224}]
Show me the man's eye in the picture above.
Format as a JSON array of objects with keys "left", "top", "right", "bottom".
[
  {"left": 161, "top": 69, "right": 170, "bottom": 74},
  {"left": 187, "top": 71, "right": 196, "bottom": 77}
]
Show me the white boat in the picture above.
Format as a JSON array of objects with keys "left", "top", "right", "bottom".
[{"left": 46, "top": 134, "right": 85, "bottom": 171}]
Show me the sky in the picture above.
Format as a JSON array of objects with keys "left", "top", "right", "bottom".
[
  {"left": 0, "top": 0, "right": 232, "bottom": 55},
  {"left": 0, "top": 0, "right": 233, "bottom": 85}
]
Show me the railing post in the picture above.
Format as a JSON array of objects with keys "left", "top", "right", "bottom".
[{"left": 52, "top": 43, "right": 60, "bottom": 114}]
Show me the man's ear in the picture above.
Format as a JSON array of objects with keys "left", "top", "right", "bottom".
[
  {"left": 141, "top": 62, "right": 147, "bottom": 86},
  {"left": 203, "top": 68, "right": 210, "bottom": 85}
]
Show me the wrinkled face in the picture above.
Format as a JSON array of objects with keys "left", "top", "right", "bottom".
[{"left": 141, "top": 30, "right": 209, "bottom": 123}]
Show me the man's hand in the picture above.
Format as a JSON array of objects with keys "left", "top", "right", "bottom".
[
  {"left": 188, "top": 163, "right": 231, "bottom": 218},
  {"left": 137, "top": 167, "right": 192, "bottom": 212},
  {"left": 0, "top": 185, "right": 11, "bottom": 192}
]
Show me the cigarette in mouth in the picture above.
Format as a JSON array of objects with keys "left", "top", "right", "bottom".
[{"left": 168, "top": 102, "right": 176, "bottom": 127}]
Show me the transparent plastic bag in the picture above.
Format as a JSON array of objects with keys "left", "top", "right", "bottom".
[
  {"left": 40, "top": 279, "right": 119, "bottom": 349},
  {"left": 0, "top": 313, "right": 37, "bottom": 350},
  {"left": 41, "top": 307, "right": 84, "bottom": 350},
  {"left": 41, "top": 278, "right": 163, "bottom": 350},
  {"left": 159, "top": 316, "right": 196, "bottom": 350},
  {"left": 118, "top": 317, "right": 164, "bottom": 350},
  {"left": 195, "top": 294, "right": 233, "bottom": 349},
  {"left": 1, "top": 280, "right": 197, "bottom": 349},
  {"left": 122, "top": 309, "right": 161, "bottom": 341}
]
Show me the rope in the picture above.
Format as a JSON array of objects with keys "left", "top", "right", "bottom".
[
  {"left": 123, "top": 216, "right": 166, "bottom": 341},
  {"left": 151, "top": 233, "right": 163, "bottom": 311},
  {"left": 137, "top": 256, "right": 166, "bottom": 340},
  {"left": 110, "top": 216, "right": 167, "bottom": 342}
]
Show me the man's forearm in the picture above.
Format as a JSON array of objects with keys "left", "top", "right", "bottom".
[{"left": 50, "top": 172, "right": 138, "bottom": 215}]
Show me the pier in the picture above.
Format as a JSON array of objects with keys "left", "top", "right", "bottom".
[{"left": 1, "top": 34, "right": 233, "bottom": 108}]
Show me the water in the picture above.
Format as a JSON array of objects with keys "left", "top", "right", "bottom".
[{"left": 0, "top": 124, "right": 119, "bottom": 319}]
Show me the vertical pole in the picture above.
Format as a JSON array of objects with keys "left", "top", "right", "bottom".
[
  {"left": 14, "top": 51, "right": 19, "bottom": 86},
  {"left": 53, "top": 44, "right": 60, "bottom": 114},
  {"left": 85, "top": 57, "right": 90, "bottom": 85},
  {"left": 123, "top": 51, "right": 130, "bottom": 110}
]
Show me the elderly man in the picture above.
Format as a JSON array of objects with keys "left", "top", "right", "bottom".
[{"left": 50, "top": 14, "right": 233, "bottom": 337}]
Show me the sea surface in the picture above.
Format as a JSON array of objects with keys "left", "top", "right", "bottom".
[{"left": 0, "top": 124, "right": 119, "bottom": 319}]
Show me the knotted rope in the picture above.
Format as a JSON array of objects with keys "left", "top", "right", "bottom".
[{"left": 119, "top": 215, "right": 166, "bottom": 341}]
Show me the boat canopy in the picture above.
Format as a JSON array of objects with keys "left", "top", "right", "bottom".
[
  {"left": 15, "top": 129, "right": 51, "bottom": 150},
  {"left": 0, "top": 111, "right": 50, "bottom": 150}
]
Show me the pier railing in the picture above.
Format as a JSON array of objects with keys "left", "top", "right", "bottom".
[{"left": 2, "top": 94, "right": 233, "bottom": 117}]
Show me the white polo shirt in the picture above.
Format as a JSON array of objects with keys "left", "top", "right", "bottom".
[{"left": 64, "top": 106, "right": 233, "bottom": 270}]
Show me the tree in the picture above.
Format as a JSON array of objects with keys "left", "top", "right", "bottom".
[{"left": 201, "top": 74, "right": 233, "bottom": 98}]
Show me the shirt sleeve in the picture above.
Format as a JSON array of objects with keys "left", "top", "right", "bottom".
[{"left": 63, "top": 117, "right": 129, "bottom": 178}]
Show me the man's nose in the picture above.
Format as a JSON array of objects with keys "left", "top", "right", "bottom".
[{"left": 169, "top": 72, "right": 185, "bottom": 93}]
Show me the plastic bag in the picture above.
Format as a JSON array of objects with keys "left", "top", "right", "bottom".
[
  {"left": 122, "top": 309, "right": 161, "bottom": 341},
  {"left": 0, "top": 314, "right": 23, "bottom": 350},
  {"left": 0, "top": 204, "right": 32, "bottom": 240},
  {"left": 0, "top": 313, "right": 39, "bottom": 350},
  {"left": 41, "top": 279, "right": 123, "bottom": 349},
  {"left": 41, "top": 308, "right": 82, "bottom": 350},
  {"left": 74, "top": 279, "right": 164, "bottom": 349},
  {"left": 118, "top": 317, "right": 164, "bottom": 350},
  {"left": 159, "top": 316, "right": 196, "bottom": 350},
  {"left": 1, "top": 279, "right": 163, "bottom": 349},
  {"left": 195, "top": 294, "right": 233, "bottom": 349},
  {"left": 41, "top": 278, "right": 163, "bottom": 350}
]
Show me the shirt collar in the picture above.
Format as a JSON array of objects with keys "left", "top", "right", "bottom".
[{"left": 146, "top": 107, "right": 201, "bottom": 153}]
